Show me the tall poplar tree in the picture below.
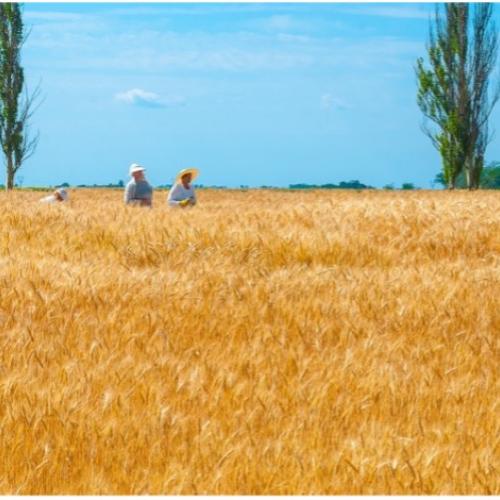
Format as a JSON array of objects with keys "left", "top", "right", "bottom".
[
  {"left": 416, "top": 3, "right": 499, "bottom": 190},
  {"left": 0, "top": 3, "right": 39, "bottom": 190}
]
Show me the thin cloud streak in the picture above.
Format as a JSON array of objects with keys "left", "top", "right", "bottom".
[
  {"left": 27, "top": 25, "right": 424, "bottom": 74},
  {"left": 115, "top": 88, "right": 186, "bottom": 108},
  {"left": 23, "top": 11, "right": 86, "bottom": 22}
]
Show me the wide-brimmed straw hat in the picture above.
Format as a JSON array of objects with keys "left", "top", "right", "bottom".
[
  {"left": 176, "top": 167, "right": 199, "bottom": 183},
  {"left": 129, "top": 163, "right": 146, "bottom": 176}
]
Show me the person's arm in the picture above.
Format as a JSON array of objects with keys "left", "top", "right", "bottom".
[
  {"left": 124, "top": 182, "right": 135, "bottom": 204},
  {"left": 167, "top": 184, "right": 183, "bottom": 206}
]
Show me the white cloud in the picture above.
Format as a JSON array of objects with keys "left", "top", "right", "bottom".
[
  {"left": 115, "top": 89, "right": 186, "bottom": 108},
  {"left": 321, "top": 93, "right": 348, "bottom": 111}
]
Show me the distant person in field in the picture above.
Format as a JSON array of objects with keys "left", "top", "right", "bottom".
[
  {"left": 167, "top": 168, "right": 199, "bottom": 208},
  {"left": 39, "top": 188, "right": 69, "bottom": 204},
  {"left": 124, "top": 163, "right": 153, "bottom": 207}
]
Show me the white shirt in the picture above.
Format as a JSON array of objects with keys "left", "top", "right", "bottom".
[
  {"left": 39, "top": 195, "right": 66, "bottom": 204},
  {"left": 167, "top": 183, "right": 196, "bottom": 207}
]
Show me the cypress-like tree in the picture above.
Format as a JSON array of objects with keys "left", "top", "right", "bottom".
[{"left": 0, "top": 3, "right": 39, "bottom": 190}]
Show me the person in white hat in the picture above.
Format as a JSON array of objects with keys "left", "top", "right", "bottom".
[
  {"left": 167, "top": 167, "right": 199, "bottom": 208},
  {"left": 124, "top": 163, "right": 153, "bottom": 207},
  {"left": 40, "top": 188, "right": 69, "bottom": 204}
]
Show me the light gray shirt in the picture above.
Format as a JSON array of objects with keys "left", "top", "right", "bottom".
[
  {"left": 39, "top": 195, "right": 67, "bottom": 204},
  {"left": 124, "top": 179, "right": 153, "bottom": 205},
  {"left": 167, "top": 183, "right": 196, "bottom": 207}
]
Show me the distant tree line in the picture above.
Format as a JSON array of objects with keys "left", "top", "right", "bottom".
[
  {"left": 57, "top": 181, "right": 209, "bottom": 189},
  {"left": 8, "top": 167, "right": 500, "bottom": 191},
  {"left": 289, "top": 180, "right": 374, "bottom": 190},
  {"left": 72, "top": 181, "right": 124, "bottom": 189}
]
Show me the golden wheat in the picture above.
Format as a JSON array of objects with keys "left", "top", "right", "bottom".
[{"left": 0, "top": 188, "right": 498, "bottom": 494}]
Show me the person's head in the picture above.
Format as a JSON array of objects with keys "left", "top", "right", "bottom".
[
  {"left": 181, "top": 172, "right": 192, "bottom": 187},
  {"left": 176, "top": 167, "right": 199, "bottom": 187},
  {"left": 129, "top": 163, "right": 146, "bottom": 181},
  {"left": 54, "top": 188, "right": 68, "bottom": 202}
]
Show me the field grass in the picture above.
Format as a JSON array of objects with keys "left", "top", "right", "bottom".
[{"left": 0, "top": 188, "right": 498, "bottom": 494}]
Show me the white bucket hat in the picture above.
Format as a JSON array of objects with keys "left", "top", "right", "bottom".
[
  {"left": 175, "top": 167, "right": 199, "bottom": 183},
  {"left": 129, "top": 163, "right": 146, "bottom": 176},
  {"left": 56, "top": 188, "right": 68, "bottom": 201}
]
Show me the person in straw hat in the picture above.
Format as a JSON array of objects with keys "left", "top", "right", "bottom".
[
  {"left": 39, "top": 188, "right": 69, "bottom": 203},
  {"left": 124, "top": 163, "right": 153, "bottom": 207},
  {"left": 167, "top": 167, "right": 199, "bottom": 208}
]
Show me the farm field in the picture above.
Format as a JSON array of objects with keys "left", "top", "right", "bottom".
[{"left": 0, "top": 188, "right": 498, "bottom": 494}]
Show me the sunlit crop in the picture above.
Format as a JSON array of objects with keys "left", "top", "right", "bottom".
[{"left": 0, "top": 188, "right": 498, "bottom": 494}]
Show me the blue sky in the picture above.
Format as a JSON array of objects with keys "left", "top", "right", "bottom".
[{"left": 20, "top": 2, "right": 500, "bottom": 188}]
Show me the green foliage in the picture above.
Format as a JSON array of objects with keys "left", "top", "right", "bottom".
[
  {"left": 401, "top": 182, "right": 416, "bottom": 190},
  {"left": 480, "top": 162, "right": 500, "bottom": 188},
  {"left": 434, "top": 170, "right": 467, "bottom": 188},
  {"left": 434, "top": 172, "right": 446, "bottom": 187},
  {"left": 0, "top": 4, "right": 24, "bottom": 158}
]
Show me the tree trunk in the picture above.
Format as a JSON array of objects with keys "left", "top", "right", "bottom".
[
  {"left": 474, "top": 155, "right": 483, "bottom": 189},
  {"left": 465, "top": 166, "right": 472, "bottom": 190},
  {"left": 448, "top": 169, "right": 459, "bottom": 190},
  {"left": 6, "top": 155, "right": 14, "bottom": 190}
]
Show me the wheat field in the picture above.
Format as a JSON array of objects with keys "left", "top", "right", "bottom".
[{"left": 0, "top": 188, "right": 498, "bottom": 494}]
